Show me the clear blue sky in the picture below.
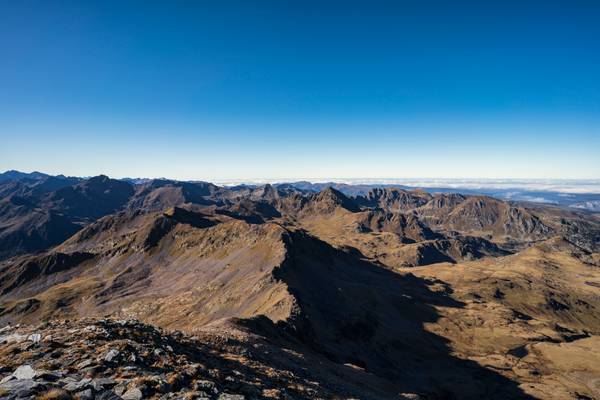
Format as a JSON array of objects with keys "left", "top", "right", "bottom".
[{"left": 1, "top": 1, "right": 599, "bottom": 180}]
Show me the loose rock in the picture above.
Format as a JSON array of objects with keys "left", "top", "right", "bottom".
[
  {"left": 122, "top": 386, "right": 143, "bottom": 400},
  {"left": 13, "top": 365, "right": 36, "bottom": 380},
  {"left": 104, "top": 349, "right": 120, "bottom": 363}
]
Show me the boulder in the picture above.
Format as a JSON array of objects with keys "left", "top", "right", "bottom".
[{"left": 13, "top": 365, "right": 36, "bottom": 380}]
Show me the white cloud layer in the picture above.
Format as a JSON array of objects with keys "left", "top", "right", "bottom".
[{"left": 215, "top": 178, "right": 600, "bottom": 194}]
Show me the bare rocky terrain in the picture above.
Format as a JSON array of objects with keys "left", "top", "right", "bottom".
[{"left": 1, "top": 173, "right": 599, "bottom": 399}]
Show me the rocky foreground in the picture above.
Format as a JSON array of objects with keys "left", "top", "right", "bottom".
[{"left": 0, "top": 318, "right": 421, "bottom": 400}]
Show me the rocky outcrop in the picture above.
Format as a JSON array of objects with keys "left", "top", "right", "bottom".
[
  {"left": 357, "top": 188, "right": 431, "bottom": 212},
  {"left": 356, "top": 211, "right": 439, "bottom": 243},
  {"left": 418, "top": 195, "right": 553, "bottom": 242},
  {"left": 1, "top": 318, "right": 393, "bottom": 400},
  {"left": 306, "top": 187, "right": 359, "bottom": 214}
]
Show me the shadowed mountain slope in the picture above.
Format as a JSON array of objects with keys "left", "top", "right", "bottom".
[{"left": 0, "top": 176, "right": 134, "bottom": 261}]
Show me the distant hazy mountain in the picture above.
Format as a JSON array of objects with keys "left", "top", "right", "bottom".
[{"left": 0, "top": 170, "right": 50, "bottom": 182}]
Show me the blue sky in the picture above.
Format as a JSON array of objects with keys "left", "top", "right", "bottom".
[{"left": 1, "top": 1, "right": 599, "bottom": 180}]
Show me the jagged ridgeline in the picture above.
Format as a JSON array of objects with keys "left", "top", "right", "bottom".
[{"left": 1, "top": 173, "right": 600, "bottom": 399}]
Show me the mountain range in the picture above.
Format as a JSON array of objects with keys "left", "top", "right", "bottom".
[{"left": 1, "top": 171, "right": 600, "bottom": 399}]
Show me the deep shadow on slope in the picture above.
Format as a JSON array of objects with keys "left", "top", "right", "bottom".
[{"left": 241, "top": 230, "right": 535, "bottom": 399}]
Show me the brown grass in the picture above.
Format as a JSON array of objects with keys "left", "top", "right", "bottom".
[{"left": 36, "top": 389, "right": 73, "bottom": 400}]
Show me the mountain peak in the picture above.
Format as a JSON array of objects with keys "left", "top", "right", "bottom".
[
  {"left": 313, "top": 187, "right": 359, "bottom": 212},
  {"left": 0, "top": 170, "right": 50, "bottom": 183},
  {"left": 86, "top": 174, "right": 111, "bottom": 184}
]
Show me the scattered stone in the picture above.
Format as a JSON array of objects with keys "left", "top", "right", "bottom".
[
  {"left": 63, "top": 377, "right": 92, "bottom": 392},
  {"left": 0, "top": 332, "right": 27, "bottom": 344},
  {"left": 146, "top": 375, "right": 170, "bottom": 393},
  {"left": 77, "top": 359, "right": 94, "bottom": 369},
  {"left": 0, "top": 379, "right": 40, "bottom": 397},
  {"left": 27, "top": 333, "right": 42, "bottom": 343},
  {"left": 193, "top": 379, "right": 217, "bottom": 394},
  {"left": 122, "top": 386, "right": 143, "bottom": 400},
  {"left": 0, "top": 317, "right": 364, "bottom": 399},
  {"left": 96, "top": 390, "right": 122, "bottom": 400},
  {"left": 13, "top": 364, "right": 36, "bottom": 380},
  {"left": 92, "top": 377, "right": 116, "bottom": 391},
  {"left": 76, "top": 388, "right": 94, "bottom": 400},
  {"left": 104, "top": 348, "right": 120, "bottom": 362},
  {"left": 0, "top": 325, "right": 12, "bottom": 333},
  {"left": 399, "top": 394, "right": 422, "bottom": 400},
  {"left": 113, "top": 381, "right": 129, "bottom": 396},
  {"left": 59, "top": 376, "right": 79, "bottom": 386},
  {"left": 218, "top": 394, "right": 245, "bottom": 400}
]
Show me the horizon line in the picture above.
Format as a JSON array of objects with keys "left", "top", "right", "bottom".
[
  {"left": 3, "top": 169, "right": 600, "bottom": 183},
  {"left": 3, "top": 169, "right": 600, "bottom": 194}
]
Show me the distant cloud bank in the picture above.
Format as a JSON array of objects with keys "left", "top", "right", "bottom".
[{"left": 215, "top": 178, "right": 600, "bottom": 194}]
